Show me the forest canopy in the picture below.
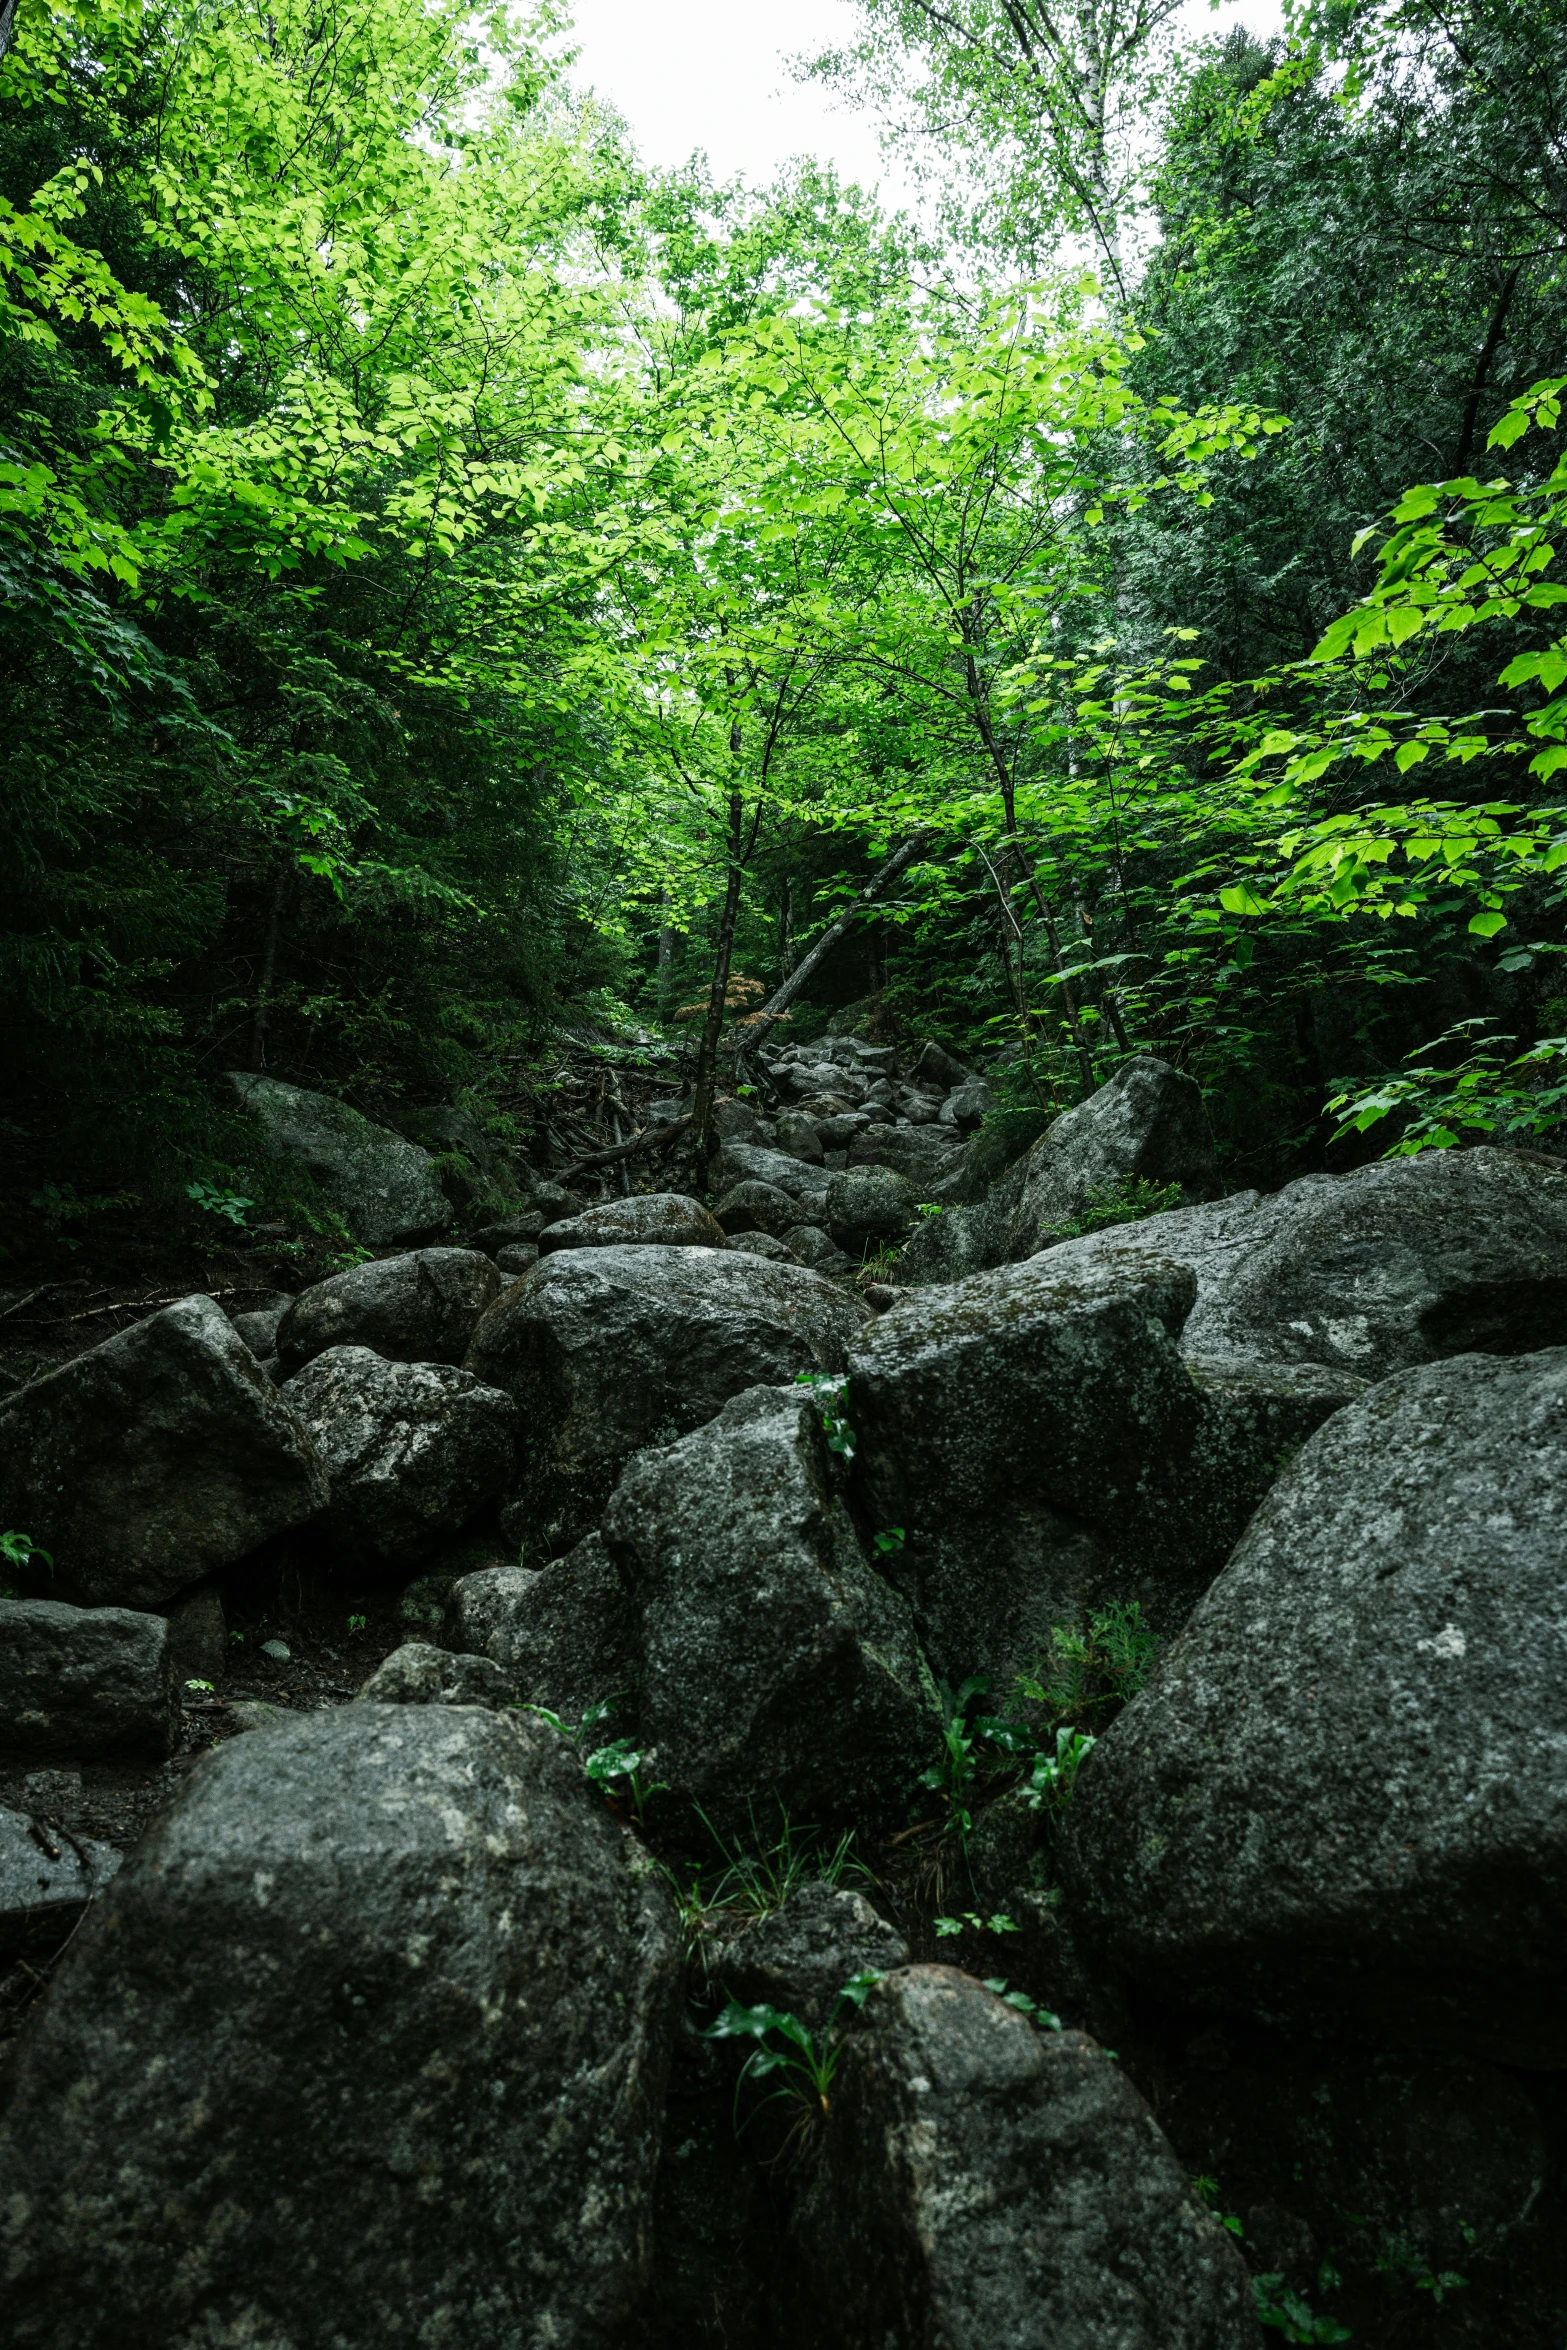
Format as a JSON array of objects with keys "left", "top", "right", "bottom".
[{"left": 3, "top": 0, "right": 1567, "bottom": 1253}]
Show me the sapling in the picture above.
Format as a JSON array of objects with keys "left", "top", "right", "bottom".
[{"left": 705, "top": 1968, "right": 884, "bottom": 2126}]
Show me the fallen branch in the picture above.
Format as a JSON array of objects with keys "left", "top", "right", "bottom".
[
  {"left": 737, "top": 829, "right": 937, "bottom": 1067},
  {"left": 558, "top": 1113, "right": 692, "bottom": 1183}
]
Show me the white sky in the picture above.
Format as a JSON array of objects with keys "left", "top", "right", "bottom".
[{"left": 564, "top": 0, "right": 1287, "bottom": 198}]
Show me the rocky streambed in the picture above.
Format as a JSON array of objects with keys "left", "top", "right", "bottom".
[{"left": 2, "top": 1053, "right": 1567, "bottom": 2346}]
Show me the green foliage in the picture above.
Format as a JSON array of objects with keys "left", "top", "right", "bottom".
[
  {"left": 918, "top": 1674, "right": 992, "bottom": 1834},
  {"left": 1038, "top": 1176, "right": 1184, "bottom": 1244},
  {"left": 1329, "top": 1019, "right": 1567, "bottom": 1154},
  {"left": 695, "top": 1804, "right": 867, "bottom": 1930},
  {"left": 1253, "top": 2268, "right": 1352, "bottom": 2344},
  {"left": 705, "top": 1968, "right": 884, "bottom": 2124},
  {"left": 0, "top": 1528, "right": 51, "bottom": 1581},
  {"left": 185, "top": 1179, "right": 253, "bottom": 1229},
  {"left": 795, "top": 1369, "right": 856, "bottom": 1460},
  {"left": 934, "top": 1910, "right": 1019, "bottom": 1938},
  {"left": 980, "top": 1976, "right": 1062, "bottom": 2030},
  {"left": 1023, "top": 1725, "right": 1098, "bottom": 1813},
  {"left": 1016, "top": 1601, "right": 1160, "bottom": 1728}
]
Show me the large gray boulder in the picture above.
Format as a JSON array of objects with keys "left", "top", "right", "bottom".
[
  {"left": 713, "top": 1178, "right": 800, "bottom": 1241},
  {"left": 0, "top": 1704, "right": 680, "bottom": 2350},
  {"left": 711, "top": 1139, "right": 831, "bottom": 1210},
  {"left": 849, "top": 1258, "right": 1354, "bottom": 1688},
  {"left": 538, "top": 1194, "right": 728, "bottom": 1254},
  {"left": 792, "top": 1967, "right": 1255, "bottom": 2349},
  {"left": 601, "top": 1385, "right": 940, "bottom": 1834},
  {"left": 1037, "top": 1146, "right": 1567, "bottom": 1380},
  {"left": 441, "top": 1538, "right": 636, "bottom": 1726},
  {"left": 0, "top": 1600, "right": 179, "bottom": 1762},
  {"left": 281, "top": 1347, "right": 517, "bottom": 1569},
  {"left": 1061, "top": 1347, "right": 1567, "bottom": 2066},
  {"left": 845, "top": 1123, "right": 964, "bottom": 1192},
  {"left": 902, "top": 1057, "right": 1214, "bottom": 1284},
  {"left": 826, "top": 1165, "right": 918, "bottom": 1258},
  {"left": 0, "top": 1297, "right": 328, "bottom": 1609},
  {"left": 274, "top": 1247, "right": 501, "bottom": 1376},
  {"left": 226, "top": 1070, "right": 453, "bottom": 1247},
  {"left": 0, "top": 1805, "right": 121, "bottom": 1961},
  {"left": 466, "top": 1246, "right": 867, "bottom": 1558}
]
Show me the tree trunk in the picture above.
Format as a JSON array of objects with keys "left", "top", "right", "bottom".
[
  {"left": 247, "top": 871, "right": 289, "bottom": 1073},
  {"left": 0, "top": 0, "right": 17, "bottom": 73},
  {"left": 738, "top": 830, "right": 935, "bottom": 1059},
  {"left": 690, "top": 780, "right": 746, "bottom": 1161}
]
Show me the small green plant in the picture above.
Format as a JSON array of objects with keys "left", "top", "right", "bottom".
[
  {"left": 1253, "top": 2266, "right": 1351, "bottom": 2343},
  {"left": 935, "top": 1911, "right": 1019, "bottom": 1937},
  {"left": 1374, "top": 2230, "right": 1472, "bottom": 2306},
  {"left": 183, "top": 1677, "right": 215, "bottom": 1695},
  {"left": 705, "top": 1969, "right": 884, "bottom": 2125},
  {"left": 698, "top": 1803, "right": 866, "bottom": 1927},
  {"left": 915, "top": 1200, "right": 945, "bottom": 1218},
  {"left": 919, "top": 1675, "right": 991, "bottom": 1835},
  {"left": 1193, "top": 2176, "right": 1245, "bottom": 2239},
  {"left": 346, "top": 1614, "right": 366, "bottom": 1634},
  {"left": 186, "top": 1178, "right": 254, "bottom": 1229},
  {"left": 1, "top": 1531, "right": 52, "bottom": 1581},
  {"left": 1023, "top": 1725, "right": 1097, "bottom": 1812},
  {"left": 980, "top": 1977, "right": 1061, "bottom": 2030},
  {"left": 873, "top": 1526, "right": 906, "bottom": 1556},
  {"left": 584, "top": 1735, "right": 668, "bottom": 1826},
  {"left": 795, "top": 1370, "right": 855, "bottom": 1459},
  {"left": 1015, "top": 1601, "right": 1159, "bottom": 1728},
  {"left": 1038, "top": 1175, "right": 1183, "bottom": 1243}
]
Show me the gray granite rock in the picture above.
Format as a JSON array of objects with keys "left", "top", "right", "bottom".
[
  {"left": 466, "top": 1245, "right": 867, "bottom": 1558},
  {"left": 275, "top": 1246, "right": 501, "bottom": 1376},
  {"left": 0, "top": 1599, "right": 178, "bottom": 1762},
  {"left": 792, "top": 1967, "right": 1255, "bottom": 2349},
  {"left": 281, "top": 1347, "right": 517, "bottom": 1569},
  {"left": 538, "top": 1194, "right": 728, "bottom": 1253},
  {"left": 356, "top": 1641, "right": 517, "bottom": 1707},
  {"left": 0, "top": 1704, "right": 680, "bottom": 2350},
  {"left": 226, "top": 1070, "right": 453, "bottom": 1247},
  {"left": 601, "top": 1385, "right": 940, "bottom": 1834},
  {"left": 0, "top": 1295, "right": 327, "bottom": 1609},
  {"left": 713, "top": 1178, "right": 801, "bottom": 1240},
  {"left": 717, "top": 1881, "right": 910, "bottom": 2028},
  {"left": 441, "top": 1538, "right": 635, "bottom": 1727},
  {"left": 1061, "top": 1346, "right": 1567, "bottom": 2065},
  {"left": 826, "top": 1165, "right": 919, "bottom": 1257},
  {"left": 0, "top": 1804, "right": 121, "bottom": 1962}
]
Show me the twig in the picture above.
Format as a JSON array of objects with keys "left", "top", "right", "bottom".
[
  {"left": 0, "top": 1287, "right": 52, "bottom": 1324},
  {"left": 559, "top": 1114, "right": 693, "bottom": 1182}
]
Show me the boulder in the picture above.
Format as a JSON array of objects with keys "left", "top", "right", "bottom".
[
  {"left": 538, "top": 1193, "right": 728, "bottom": 1253},
  {"left": 602, "top": 1385, "right": 940, "bottom": 1833},
  {"left": 472, "top": 1210, "right": 545, "bottom": 1254},
  {"left": 913, "top": 1039, "right": 970, "bottom": 1090},
  {"left": 466, "top": 1246, "right": 867, "bottom": 1557},
  {"left": 228, "top": 1293, "right": 293, "bottom": 1356},
  {"left": 0, "top": 1705, "right": 680, "bottom": 2350},
  {"left": 495, "top": 1241, "right": 538, "bottom": 1276},
  {"left": 0, "top": 1297, "right": 327, "bottom": 1609},
  {"left": 792, "top": 1967, "right": 1255, "bottom": 2349},
  {"left": 717, "top": 1880, "right": 910, "bottom": 2028},
  {"left": 1038, "top": 1145, "right": 1567, "bottom": 1381},
  {"left": 357, "top": 1641, "right": 517, "bottom": 1707},
  {"left": 225, "top": 1070, "right": 453, "bottom": 1247},
  {"left": 281, "top": 1347, "right": 518, "bottom": 1569},
  {"left": 848, "top": 1257, "right": 1357, "bottom": 1688},
  {"left": 774, "top": 1110, "right": 827, "bottom": 1164},
  {"left": 0, "top": 1599, "right": 178, "bottom": 1762},
  {"left": 846, "top": 1123, "right": 963, "bottom": 1193},
  {"left": 939, "top": 1078, "right": 995, "bottom": 1132},
  {"left": 712, "top": 1139, "right": 831, "bottom": 1210},
  {"left": 826, "top": 1165, "right": 919, "bottom": 1258},
  {"left": 274, "top": 1246, "right": 501, "bottom": 1377},
  {"left": 1061, "top": 1346, "right": 1567, "bottom": 2066},
  {"left": 725, "top": 1230, "right": 797, "bottom": 1264},
  {"left": 902, "top": 1058, "right": 1216, "bottom": 1284},
  {"left": 441, "top": 1538, "right": 635, "bottom": 1726},
  {"left": 0, "top": 1806, "right": 121, "bottom": 1962},
  {"left": 713, "top": 1178, "right": 800, "bottom": 1240},
  {"left": 786, "top": 1224, "right": 857, "bottom": 1276}
]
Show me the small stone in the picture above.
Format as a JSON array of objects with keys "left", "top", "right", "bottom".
[
  {"left": 260, "top": 1638, "right": 291, "bottom": 1661},
  {"left": 495, "top": 1241, "right": 539, "bottom": 1276}
]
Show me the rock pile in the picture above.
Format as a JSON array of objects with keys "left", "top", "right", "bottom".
[{"left": 2, "top": 1044, "right": 1566, "bottom": 2345}]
